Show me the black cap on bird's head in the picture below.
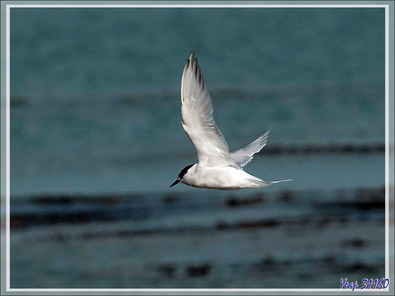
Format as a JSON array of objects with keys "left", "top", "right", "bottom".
[{"left": 170, "top": 164, "right": 194, "bottom": 188}]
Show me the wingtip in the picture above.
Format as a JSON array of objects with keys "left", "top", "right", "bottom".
[
  {"left": 185, "top": 51, "right": 196, "bottom": 68},
  {"left": 189, "top": 51, "right": 195, "bottom": 60},
  {"left": 262, "top": 130, "right": 270, "bottom": 138}
]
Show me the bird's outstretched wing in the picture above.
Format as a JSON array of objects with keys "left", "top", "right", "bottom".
[
  {"left": 181, "top": 52, "right": 235, "bottom": 166},
  {"left": 230, "top": 131, "right": 270, "bottom": 167}
]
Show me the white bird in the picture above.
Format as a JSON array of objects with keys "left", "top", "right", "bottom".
[{"left": 170, "top": 52, "right": 291, "bottom": 190}]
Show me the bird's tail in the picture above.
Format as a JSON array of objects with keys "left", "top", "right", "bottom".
[
  {"left": 249, "top": 178, "right": 292, "bottom": 188},
  {"left": 271, "top": 179, "right": 293, "bottom": 184}
]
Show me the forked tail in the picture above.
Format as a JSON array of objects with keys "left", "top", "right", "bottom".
[
  {"left": 249, "top": 178, "right": 292, "bottom": 188},
  {"left": 271, "top": 179, "right": 292, "bottom": 184}
]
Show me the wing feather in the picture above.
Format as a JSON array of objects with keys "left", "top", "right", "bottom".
[
  {"left": 181, "top": 52, "right": 235, "bottom": 166},
  {"left": 230, "top": 131, "right": 270, "bottom": 167}
]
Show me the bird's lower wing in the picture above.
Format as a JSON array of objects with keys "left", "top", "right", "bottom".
[
  {"left": 230, "top": 130, "right": 270, "bottom": 167},
  {"left": 181, "top": 52, "right": 235, "bottom": 166}
]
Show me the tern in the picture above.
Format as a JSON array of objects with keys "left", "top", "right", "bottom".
[{"left": 170, "top": 52, "right": 291, "bottom": 190}]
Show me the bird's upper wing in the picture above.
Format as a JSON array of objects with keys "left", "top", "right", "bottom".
[
  {"left": 230, "top": 131, "right": 270, "bottom": 167},
  {"left": 181, "top": 52, "right": 235, "bottom": 166}
]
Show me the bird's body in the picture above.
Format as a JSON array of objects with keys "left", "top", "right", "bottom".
[
  {"left": 170, "top": 52, "right": 291, "bottom": 190},
  {"left": 181, "top": 163, "right": 267, "bottom": 190}
]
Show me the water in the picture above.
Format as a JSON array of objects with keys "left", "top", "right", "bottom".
[{"left": 9, "top": 7, "right": 386, "bottom": 288}]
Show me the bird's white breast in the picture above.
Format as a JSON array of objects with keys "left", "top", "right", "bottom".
[{"left": 182, "top": 164, "right": 262, "bottom": 190}]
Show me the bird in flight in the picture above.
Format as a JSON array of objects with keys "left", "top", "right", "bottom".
[{"left": 170, "top": 52, "right": 291, "bottom": 190}]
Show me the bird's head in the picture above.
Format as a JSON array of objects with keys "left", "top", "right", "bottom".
[{"left": 170, "top": 164, "right": 194, "bottom": 188}]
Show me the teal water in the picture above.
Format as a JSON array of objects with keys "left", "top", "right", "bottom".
[
  {"left": 11, "top": 8, "right": 385, "bottom": 96},
  {"left": 10, "top": 8, "right": 385, "bottom": 196}
]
